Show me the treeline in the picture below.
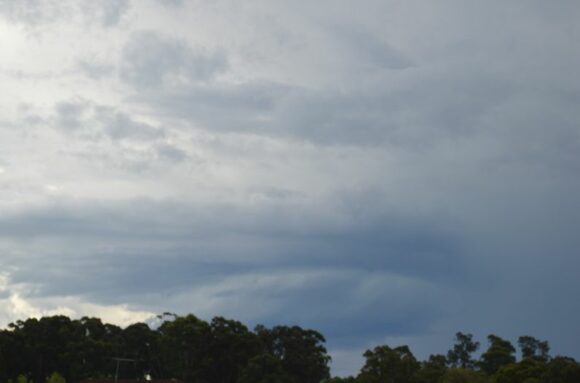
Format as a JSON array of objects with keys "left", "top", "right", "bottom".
[
  {"left": 0, "top": 315, "right": 579, "bottom": 383},
  {"left": 0, "top": 314, "right": 329, "bottom": 383},
  {"left": 333, "top": 332, "right": 580, "bottom": 383}
]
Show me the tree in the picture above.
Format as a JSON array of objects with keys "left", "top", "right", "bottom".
[
  {"left": 543, "top": 356, "right": 580, "bottom": 383},
  {"left": 9, "top": 316, "right": 80, "bottom": 383},
  {"left": 70, "top": 317, "right": 120, "bottom": 380},
  {"left": 323, "top": 377, "right": 358, "bottom": 383},
  {"left": 120, "top": 322, "right": 160, "bottom": 379},
  {"left": 415, "top": 354, "right": 448, "bottom": 383},
  {"left": 493, "top": 358, "right": 546, "bottom": 383},
  {"left": 479, "top": 335, "right": 516, "bottom": 375},
  {"left": 440, "top": 368, "right": 488, "bottom": 383},
  {"left": 517, "top": 336, "right": 550, "bottom": 362},
  {"left": 157, "top": 314, "right": 211, "bottom": 382},
  {"left": 446, "top": 332, "right": 479, "bottom": 369},
  {"left": 203, "top": 317, "right": 261, "bottom": 383},
  {"left": 357, "top": 345, "right": 419, "bottom": 383},
  {"left": 238, "top": 354, "right": 292, "bottom": 383},
  {"left": 255, "top": 325, "right": 330, "bottom": 383},
  {"left": 46, "top": 372, "right": 66, "bottom": 383}
]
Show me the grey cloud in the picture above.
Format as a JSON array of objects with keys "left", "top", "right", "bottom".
[
  {"left": 132, "top": 81, "right": 290, "bottom": 135},
  {"left": 123, "top": 2, "right": 579, "bottom": 151},
  {"left": 53, "top": 100, "right": 165, "bottom": 142},
  {"left": 2, "top": 0, "right": 580, "bottom": 375},
  {"left": 155, "top": 0, "right": 184, "bottom": 7},
  {"left": 50, "top": 100, "right": 190, "bottom": 170},
  {"left": 155, "top": 143, "right": 187, "bottom": 162},
  {"left": 0, "top": 0, "right": 63, "bottom": 25},
  {"left": 120, "top": 31, "right": 228, "bottom": 90},
  {"left": 0, "top": 0, "right": 130, "bottom": 27},
  {"left": 134, "top": 68, "right": 514, "bottom": 146},
  {"left": 93, "top": 105, "right": 166, "bottom": 141},
  {"left": 77, "top": 60, "right": 115, "bottom": 80},
  {"left": 54, "top": 100, "right": 90, "bottom": 132},
  {"left": 0, "top": 195, "right": 466, "bottom": 281},
  {"left": 331, "top": 24, "right": 413, "bottom": 71},
  {"left": 81, "top": 0, "right": 130, "bottom": 27},
  {"left": 0, "top": 196, "right": 462, "bottom": 347}
]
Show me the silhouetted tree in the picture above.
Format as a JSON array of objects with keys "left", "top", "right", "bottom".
[
  {"left": 203, "top": 317, "right": 261, "bottom": 383},
  {"left": 358, "top": 345, "right": 419, "bottom": 383},
  {"left": 493, "top": 357, "right": 546, "bottom": 383},
  {"left": 446, "top": 332, "right": 479, "bottom": 369},
  {"left": 238, "top": 354, "right": 292, "bottom": 383},
  {"left": 255, "top": 325, "right": 330, "bottom": 383},
  {"left": 479, "top": 334, "right": 516, "bottom": 375},
  {"left": 157, "top": 314, "right": 211, "bottom": 382},
  {"left": 518, "top": 335, "right": 550, "bottom": 362},
  {"left": 415, "top": 354, "right": 448, "bottom": 383},
  {"left": 543, "top": 356, "right": 580, "bottom": 383},
  {"left": 440, "top": 368, "right": 488, "bottom": 383}
]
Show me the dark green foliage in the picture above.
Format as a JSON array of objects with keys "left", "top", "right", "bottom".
[
  {"left": 446, "top": 332, "right": 480, "bottom": 369},
  {"left": 46, "top": 372, "right": 66, "bottom": 383},
  {"left": 238, "top": 354, "right": 292, "bottom": 383},
  {"left": 120, "top": 322, "right": 161, "bottom": 378},
  {"left": 357, "top": 344, "right": 419, "bottom": 383},
  {"left": 493, "top": 358, "right": 546, "bottom": 383},
  {"left": 1, "top": 316, "right": 120, "bottom": 383},
  {"left": 204, "top": 317, "right": 261, "bottom": 383},
  {"left": 323, "top": 377, "right": 358, "bottom": 383},
  {"left": 440, "top": 368, "right": 488, "bottom": 383},
  {"left": 255, "top": 324, "right": 331, "bottom": 383},
  {"left": 0, "top": 314, "right": 331, "bottom": 383},
  {"left": 415, "top": 354, "right": 448, "bottom": 383},
  {"left": 1, "top": 315, "right": 578, "bottom": 383},
  {"left": 517, "top": 336, "right": 550, "bottom": 362},
  {"left": 543, "top": 356, "right": 580, "bottom": 383},
  {"left": 157, "top": 314, "right": 211, "bottom": 382},
  {"left": 479, "top": 335, "right": 516, "bottom": 375}
]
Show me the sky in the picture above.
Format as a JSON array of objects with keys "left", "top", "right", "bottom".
[{"left": 0, "top": 0, "right": 579, "bottom": 377}]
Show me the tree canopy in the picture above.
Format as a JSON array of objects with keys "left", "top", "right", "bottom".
[{"left": 0, "top": 315, "right": 578, "bottom": 383}]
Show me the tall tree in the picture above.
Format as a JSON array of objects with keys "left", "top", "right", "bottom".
[
  {"left": 255, "top": 325, "right": 330, "bottom": 383},
  {"left": 440, "top": 368, "right": 488, "bottom": 383},
  {"left": 415, "top": 354, "right": 448, "bottom": 383},
  {"left": 357, "top": 345, "right": 420, "bottom": 383},
  {"left": 203, "top": 317, "right": 261, "bottom": 383},
  {"left": 120, "top": 322, "right": 160, "bottom": 379},
  {"left": 543, "top": 356, "right": 580, "bottom": 383},
  {"left": 493, "top": 357, "right": 547, "bottom": 383},
  {"left": 157, "top": 314, "right": 211, "bottom": 382},
  {"left": 446, "top": 332, "right": 479, "bottom": 369},
  {"left": 517, "top": 336, "right": 550, "bottom": 362},
  {"left": 238, "top": 354, "right": 292, "bottom": 383},
  {"left": 479, "top": 334, "right": 516, "bottom": 375}
]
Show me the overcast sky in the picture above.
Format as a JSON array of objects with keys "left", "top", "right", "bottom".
[{"left": 1, "top": 0, "right": 579, "bottom": 376}]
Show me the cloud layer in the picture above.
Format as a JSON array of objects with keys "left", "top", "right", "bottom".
[{"left": 1, "top": 0, "right": 579, "bottom": 376}]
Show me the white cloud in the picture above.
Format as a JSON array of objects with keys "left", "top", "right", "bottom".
[{"left": 0, "top": 272, "right": 153, "bottom": 328}]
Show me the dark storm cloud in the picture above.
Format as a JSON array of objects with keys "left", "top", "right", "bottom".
[{"left": 0, "top": 195, "right": 466, "bottom": 347}]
